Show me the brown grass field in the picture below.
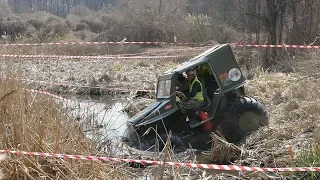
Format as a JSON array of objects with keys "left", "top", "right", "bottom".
[{"left": 0, "top": 45, "right": 319, "bottom": 179}]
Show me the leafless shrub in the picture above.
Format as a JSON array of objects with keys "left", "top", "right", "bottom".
[
  {"left": 99, "top": 0, "right": 186, "bottom": 42},
  {"left": 81, "top": 18, "right": 106, "bottom": 33},
  {"left": 65, "top": 20, "right": 76, "bottom": 31},
  {"left": 75, "top": 22, "right": 91, "bottom": 31},
  {"left": 46, "top": 16, "right": 62, "bottom": 24},
  {"left": 52, "top": 22, "right": 70, "bottom": 37},
  {"left": 100, "top": 14, "right": 117, "bottom": 29},
  {"left": 95, "top": 31, "right": 112, "bottom": 41},
  {"left": 179, "top": 13, "right": 216, "bottom": 43},
  {"left": 0, "top": 20, "right": 27, "bottom": 40},
  {"left": 69, "top": 5, "right": 92, "bottom": 17},
  {"left": 0, "top": 0, "right": 250, "bottom": 45},
  {"left": 19, "top": 12, "right": 73, "bottom": 42},
  {"left": 44, "top": 16, "right": 69, "bottom": 36},
  {"left": 24, "top": 24, "right": 37, "bottom": 37},
  {"left": 216, "top": 25, "right": 244, "bottom": 43},
  {"left": 74, "top": 30, "right": 99, "bottom": 41},
  {"left": 27, "top": 19, "right": 45, "bottom": 30}
]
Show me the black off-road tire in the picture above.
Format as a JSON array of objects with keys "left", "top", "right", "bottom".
[{"left": 222, "top": 96, "right": 268, "bottom": 143}]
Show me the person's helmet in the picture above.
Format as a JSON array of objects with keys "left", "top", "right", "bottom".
[{"left": 186, "top": 69, "right": 197, "bottom": 76}]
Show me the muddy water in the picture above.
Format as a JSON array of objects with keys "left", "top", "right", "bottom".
[
  {"left": 65, "top": 96, "right": 205, "bottom": 154},
  {"left": 73, "top": 97, "right": 200, "bottom": 155},
  {"left": 75, "top": 96, "right": 130, "bottom": 140},
  {"left": 62, "top": 96, "right": 240, "bottom": 178},
  {"left": 58, "top": 95, "right": 131, "bottom": 153}
]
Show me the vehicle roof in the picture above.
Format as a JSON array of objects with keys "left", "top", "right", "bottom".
[{"left": 164, "top": 44, "right": 223, "bottom": 75}]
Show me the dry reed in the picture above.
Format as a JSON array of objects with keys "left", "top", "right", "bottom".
[
  {"left": 202, "top": 134, "right": 241, "bottom": 164},
  {"left": 230, "top": 67, "right": 320, "bottom": 178},
  {"left": 0, "top": 75, "right": 136, "bottom": 179}
]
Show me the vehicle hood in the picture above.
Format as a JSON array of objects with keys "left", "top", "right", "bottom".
[{"left": 129, "top": 100, "right": 178, "bottom": 126}]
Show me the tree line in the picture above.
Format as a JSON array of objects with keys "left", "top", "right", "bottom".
[
  {"left": 187, "top": 0, "right": 320, "bottom": 66},
  {"left": 2, "top": 0, "right": 319, "bottom": 47},
  {"left": 5, "top": 0, "right": 318, "bottom": 45},
  {"left": 0, "top": 0, "right": 319, "bottom": 69},
  {"left": 7, "top": 0, "right": 116, "bottom": 16}
]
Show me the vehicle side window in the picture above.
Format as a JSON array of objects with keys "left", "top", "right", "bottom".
[
  {"left": 157, "top": 80, "right": 165, "bottom": 98},
  {"left": 165, "top": 80, "right": 171, "bottom": 96},
  {"left": 157, "top": 80, "right": 171, "bottom": 98}
]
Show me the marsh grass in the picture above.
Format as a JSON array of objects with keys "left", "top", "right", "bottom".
[
  {"left": 0, "top": 71, "right": 137, "bottom": 179},
  {"left": 295, "top": 143, "right": 320, "bottom": 179}
]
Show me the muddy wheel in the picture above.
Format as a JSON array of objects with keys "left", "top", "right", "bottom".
[
  {"left": 158, "top": 134, "right": 186, "bottom": 153},
  {"left": 222, "top": 96, "right": 268, "bottom": 143}
]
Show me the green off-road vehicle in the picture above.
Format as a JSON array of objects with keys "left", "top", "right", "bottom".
[{"left": 124, "top": 44, "right": 268, "bottom": 152}]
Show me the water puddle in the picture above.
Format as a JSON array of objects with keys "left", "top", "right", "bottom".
[
  {"left": 83, "top": 99, "right": 129, "bottom": 137},
  {"left": 76, "top": 96, "right": 130, "bottom": 137},
  {"left": 56, "top": 95, "right": 130, "bottom": 151},
  {"left": 59, "top": 95, "right": 240, "bottom": 178},
  {"left": 61, "top": 96, "right": 187, "bottom": 155},
  {"left": 62, "top": 96, "right": 204, "bottom": 153}
]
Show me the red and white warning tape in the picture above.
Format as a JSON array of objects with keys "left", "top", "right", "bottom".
[
  {"left": 26, "top": 87, "right": 154, "bottom": 118},
  {"left": 0, "top": 41, "right": 200, "bottom": 46},
  {"left": 0, "top": 41, "right": 319, "bottom": 49},
  {"left": 0, "top": 54, "right": 182, "bottom": 60},
  {"left": 231, "top": 43, "right": 320, "bottom": 49},
  {"left": 2, "top": 77, "right": 155, "bottom": 94},
  {"left": 26, "top": 89, "right": 97, "bottom": 120},
  {"left": 22, "top": 78, "right": 155, "bottom": 94},
  {"left": 1, "top": 43, "right": 318, "bottom": 62},
  {"left": 25, "top": 88, "right": 146, "bottom": 128},
  {"left": 1, "top": 149, "right": 319, "bottom": 172},
  {"left": 27, "top": 89, "right": 84, "bottom": 107},
  {"left": 24, "top": 78, "right": 103, "bottom": 89},
  {"left": 106, "top": 47, "right": 208, "bottom": 57}
]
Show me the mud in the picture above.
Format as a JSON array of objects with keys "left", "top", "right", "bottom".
[
  {"left": 0, "top": 46, "right": 209, "bottom": 96},
  {"left": 0, "top": 59, "right": 172, "bottom": 94}
]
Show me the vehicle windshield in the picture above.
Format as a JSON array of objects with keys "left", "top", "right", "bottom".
[{"left": 157, "top": 79, "right": 171, "bottom": 99}]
